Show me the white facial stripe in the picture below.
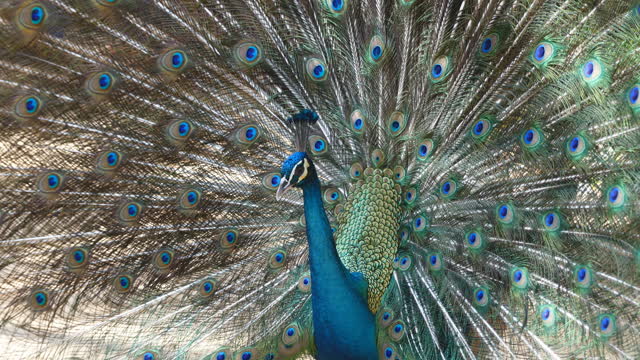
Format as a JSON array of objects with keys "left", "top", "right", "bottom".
[
  {"left": 287, "top": 161, "right": 302, "bottom": 183},
  {"left": 299, "top": 158, "right": 309, "bottom": 181}
]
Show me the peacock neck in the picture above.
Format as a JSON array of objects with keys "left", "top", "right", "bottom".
[
  {"left": 300, "top": 171, "right": 378, "bottom": 360},
  {"left": 301, "top": 174, "right": 349, "bottom": 280}
]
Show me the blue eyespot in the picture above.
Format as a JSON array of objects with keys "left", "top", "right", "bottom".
[
  {"left": 120, "top": 276, "right": 130, "bottom": 289},
  {"left": 226, "top": 232, "right": 236, "bottom": 243},
  {"left": 600, "top": 316, "right": 610, "bottom": 331},
  {"left": 245, "top": 46, "right": 259, "bottom": 62},
  {"left": 401, "top": 258, "right": 408, "bottom": 265},
  {"left": 31, "top": 6, "right": 44, "bottom": 25},
  {"left": 442, "top": 181, "right": 452, "bottom": 194},
  {"left": 391, "top": 121, "right": 400, "bottom": 131},
  {"left": 473, "top": 121, "right": 485, "bottom": 135},
  {"left": 275, "top": 252, "right": 284, "bottom": 263},
  {"left": 383, "top": 312, "right": 390, "bottom": 320},
  {"left": 431, "top": 64, "right": 443, "bottom": 78},
  {"left": 143, "top": 352, "right": 155, "bottom": 360},
  {"left": 314, "top": 139, "right": 325, "bottom": 151},
  {"left": 303, "top": 278, "right": 310, "bottom": 285},
  {"left": 419, "top": 144, "right": 428, "bottom": 157},
  {"left": 385, "top": 348, "right": 393, "bottom": 358},
  {"left": 73, "top": 250, "right": 85, "bottom": 263},
  {"left": 630, "top": 86, "right": 639, "bottom": 105},
  {"left": 203, "top": 281, "right": 213, "bottom": 293},
  {"left": 242, "top": 352, "right": 252, "bottom": 360},
  {"left": 583, "top": 61, "right": 594, "bottom": 78},
  {"left": 47, "top": 174, "right": 60, "bottom": 189},
  {"left": 476, "top": 290, "right": 484, "bottom": 301},
  {"left": 545, "top": 213, "right": 555, "bottom": 227},
  {"left": 513, "top": 270, "right": 523, "bottom": 282},
  {"left": 270, "top": 175, "right": 280, "bottom": 187},
  {"left": 394, "top": 324, "right": 403, "bottom": 333},
  {"left": 354, "top": 118, "right": 363, "bottom": 129},
  {"left": 127, "top": 204, "right": 138, "bottom": 217},
  {"left": 569, "top": 137, "right": 580, "bottom": 152},
  {"left": 406, "top": 192, "right": 412, "bottom": 201},
  {"left": 264, "top": 354, "right": 275, "bottom": 360},
  {"left": 176, "top": 121, "right": 190, "bottom": 137},
  {"left": 609, "top": 187, "right": 620, "bottom": 203},
  {"left": 577, "top": 268, "right": 586, "bottom": 282},
  {"left": 160, "top": 252, "right": 171, "bottom": 264},
  {"left": 541, "top": 308, "right": 550, "bottom": 320},
  {"left": 35, "top": 292, "right": 47, "bottom": 306},
  {"left": 245, "top": 127, "right": 257, "bottom": 141},
  {"left": 415, "top": 218, "right": 422, "bottom": 227},
  {"left": 186, "top": 191, "right": 198, "bottom": 204},
  {"left": 216, "top": 352, "right": 226, "bottom": 360},
  {"left": 313, "top": 64, "right": 325, "bottom": 79},
  {"left": 331, "top": 0, "right": 344, "bottom": 11},
  {"left": 430, "top": 255, "right": 437, "bottom": 265},
  {"left": 98, "top": 74, "right": 112, "bottom": 90},
  {"left": 499, "top": 205, "right": 508, "bottom": 218},
  {"left": 468, "top": 232, "right": 477, "bottom": 245},
  {"left": 172, "top": 52, "right": 184, "bottom": 68},
  {"left": 524, "top": 130, "right": 534, "bottom": 144},
  {"left": 481, "top": 38, "right": 493, "bottom": 53},
  {"left": 534, "top": 45, "right": 545, "bottom": 61},
  {"left": 25, "top": 97, "right": 39, "bottom": 113},
  {"left": 287, "top": 327, "right": 295, "bottom": 336},
  {"left": 372, "top": 45, "right": 383, "bottom": 60},
  {"left": 106, "top": 152, "right": 119, "bottom": 166}
]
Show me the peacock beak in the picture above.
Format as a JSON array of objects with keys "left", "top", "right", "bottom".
[{"left": 275, "top": 177, "right": 293, "bottom": 201}]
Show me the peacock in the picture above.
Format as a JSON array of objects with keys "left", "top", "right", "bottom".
[{"left": 1, "top": 0, "right": 640, "bottom": 359}]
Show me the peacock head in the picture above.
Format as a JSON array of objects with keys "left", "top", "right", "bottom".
[{"left": 276, "top": 152, "right": 315, "bottom": 199}]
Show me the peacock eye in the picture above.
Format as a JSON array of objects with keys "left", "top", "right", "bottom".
[
  {"left": 531, "top": 42, "right": 556, "bottom": 67},
  {"left": 306, "top": 58, "right": 328, "bottom": 81},
  {"left": 159, "top": 49, "right": 189, "bottom": 73},
  {"left": 86, "top": 71, "right": 116, "bottom": 95},
  {"left": 325, "top": 0, "right": 347, "bottom": 15},
  {"left": 430, "top": 56, "right": 451, "bottom": 82},
  {"left": 480, "top": 34, "right": 498, "bottom": 54},
  {"left": 19, "top": 4, "right": 48, "bottom": 29},
  {"left": 235, "top": 42, "right": 263, "bottom": 66}
]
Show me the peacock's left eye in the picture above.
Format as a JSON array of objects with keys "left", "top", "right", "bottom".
[
  {"left": 159, "top": 49, "right": 189, "bottom": 73},
  {"left": 306, "top": 58, "right": 328, "bottom": 81}
]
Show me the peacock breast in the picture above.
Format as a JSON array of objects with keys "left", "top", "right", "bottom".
[{"left": 334, "top": 168, "right": 402, "bottom": 313}]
